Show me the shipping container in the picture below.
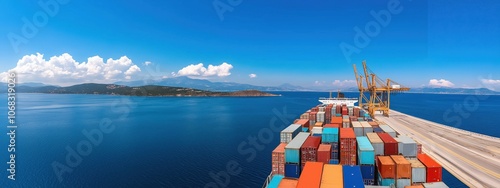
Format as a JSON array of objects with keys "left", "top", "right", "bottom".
[
  {"left": 322, "top": 127, "right": 339, "bottom": 143},
  {"left": 301, "top": 136, "right": 321, "bottom": 167},
  {"left": 317, "top": 112, "right": 326, "bottom": 122},
  {"left": 379, "top": 125, "right": 397, "bottom": 137},
  {"left": 317, "top": 144, "right": 332, "bottom": 164},
  {"left": 391, "top": 155, "right": 412, "bottom": 179},
  {"left": 272, "top": 143, "right": 287, "bottom": 175},
  {"left": 378, "top": 170, "right": 396, "bottom": 186},
  {"left": 360, "top": 165, "right": 375, "bottom": 183},
  {"left": 352, "top": 121, "right": 363, "bottom": 136},
  {"left": 408, "top": 159, "right": 426, "bottom": 184},
  {"left": 285, "top": 132, "right": 310, "bottom": 163},
  {"left": 422, "top": 182, "right": 449, "bottom": 188},
  {"left": 373, "top": 127, "right": 384, "bottom": 133},
  {"left": 300, "top": 113, "right": 309, "bottom": 120},
  {"left": 341, "top": 106, "right": 348, "bottom": 116},
  {"left": 342, "top": 165, "right": 364, "bottom": 188},
  {"left": 417, "top": 142, "right": 422, "bottom": 154},
  {"left": 295, "top": 119, "right": 310, "bottom": 128},
  {"left": 331, "top": 117, "right": 342, "bottom": 124},
  {"left": 396, "top": 135, "right": 417, "bottom": 158},
  {"left": 311, "top": 127, "right": 323, "bottom": 137},
  {"left": 377, "top": 156, "right": 396, "bottom": 179},
  {"left": 369, "top": 121, "right": 379, "bottom": 127},
  {"left": 397, "top": 179, "right": 411, "bottom": 188},
  {"left": 417, "top": 154, "right": 442, "bottom": 182},
  {"left": 356, "top": 136, "right": 375, "bottom": 165},
  {"left": 320, "top": 164, "right": 343, "bottom": 188},
  {"left": 360, "top": 121, "right": 373, "bottom": 135},
  {"left": 366, "top": 132, "right": 384, "bottom": 156},
  {"left": 284, "top": 163, "right": 300, "bottom": 178},
  {"left": 266, "top": 175, "right": 284, "bottom": 188},
  {"left": 297, "top": 162, "right": 323, "bottom": 188},
  {"left": 280, "top": 124, "right": 301, "bottom": 143},
  {"left": 366, "top": 186, "right": 390, "bottom": 188},
  {"left": 378, "top": 133, "right": 398, "bottom": 155},
  {"left": 278, "top": 178, "right": 298, "bottom": 188},
  {"left": 302, "top": 127, "right": 309, "bottom": 132},
  {"left": 314, "top": 122, "right": 324, "bottom": 127},
  {"left": 329, "top": 159, "right": 339, "bottom": 164},
  {"left": 404, "top": 186, "right": 424, "bottom": 188},
  {"left": 324, "top": 123, "right": 340, "bottom": 128},
  {"left": 340, "top": 128, "right": 357, "bottom": 165},
  {"left": 353, "top": 108, "right": 360, "bottom": 118}
]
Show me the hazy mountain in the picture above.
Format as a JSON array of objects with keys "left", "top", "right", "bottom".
[{"left": 409, "top": 87, "right": 499, "bottom": 95}]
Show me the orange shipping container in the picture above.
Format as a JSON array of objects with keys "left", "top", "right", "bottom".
[
  {"left": 324, "top": 124, "right": 340, "bottom": 128},
  {"left": 320, "top": 164, "right": 343, "bottom": 188},
  {"left": 297, "top": 162, "right": 324, "bottom": 188},
  {"left": 278, "top": 178, "right": 298, "bottom": 188},
  {"left": 272, "top": 143, "right": 287, "bottom": 175},
  {"left": 377, "top": 156, "right": 396, "bottom": 179},
  {"left": 404, "top": 185, "right": 424, "bottom": 188},
  {"left": 417, "top": 153, "right": 442, "bottom": 182},
  {"left": 296, "top": 119, "right": 310, "bottom": 128},
  {"left": 391, "top": 155, "right": 412, "bottom": 179},
  {"left": 331, "top": 117, "right": 342, "bottom": 124}
]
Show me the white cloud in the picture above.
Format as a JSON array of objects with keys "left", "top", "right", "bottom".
[
  {"left": 481, "top": 79, "right": 500, "bottom": 91},
  {"left": 176, "top": 62, "right": 233, "bottom": 77},
  {"left": 249, "top": 73, "right": 257, "bottom": 78},
  {"left": 331, "top": 80, "right": 357, "bottom": 87},
  {"left": 0, "top": 53, "right": 142, "bottom": 86},
  {"left": 144, "top": 61, "right": 152, "bottom": 66},
  {"left": 429, "top": 79, "right": 455, "bottom": 87}
]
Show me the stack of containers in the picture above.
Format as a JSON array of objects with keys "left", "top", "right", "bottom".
[
  {"left": 339, "top": 128, "right": 357, "bottom": 165},
  {"left": 284, "top": 132, "right": 309, "bottom": 178},
  {"left": 311, "top": 127, "right": 323, "bottom": 137},
  {"left": 391, "top": 155, "right": 411, "bottom": 188},
  {"left": 366, "top": 132, "right": 384, "bottom": 157},
  {"left": 325, "top": 104, "right": 333, "bottom": 123},
  {"left": 280, "top": 124, "right": 301, "bottom": 143},
  {"left": 318, "top": 106, "right": 325, "bottom": 112},
  {"left": 377, "top": 156, "right": 396, "bottom": 186},
  {"left": 309, "top": 111, "right": 317, "bottom": 131},
  {"left": 395, "top": 135, "right": 417, "bottom": 158},
  {"left": 296, "top": 162, "right": 323, "bottom": 188},
  {"left": 342, "top": 115, "right": 350, "bottom": 128},
  {"left": 360, "top": 121, "right": 373, "bottom": 135},
  {"left": 342, "top": 165, "right": 365, "bottom": 187},
  {"left": 314, "top": 122, "right": 324, "bottom": 127},
  {"left": 353, "top": 108, "right": 360, "bottom": 118},
  {"left": 335, "top": 105, "right": 341, "bottom": 115},
  {"left": 348, "top": 106, "right": 354, "bottom": 116},
  {"left": 266, "top": 175, "right": 284, "bottom": 188},
  {"left": 352, "top": 121, "right": 364, "bottom": 136},
  {"left": 317, "top": 144, "right": 331, "bottom": 164},
  {"left": 320, "top": 164, "right": 343, "bottom": 187},
  {"left": 330, "top": 117, "right": 343, "bottom": 127},
  {"left": 317, "top": 111, "right": 325, "bottom": 123},
  {"left": 357, "top": 136, "right": 376, "bottom": 185},
  {"left": 341, "top": 106, "right": 348, "bottom": 116},
  {"left": 295, "top": 119, "right": 310, "bottom": 132},
  {"left": 277, "top": 179, "right": 298, "bottom": 187},
  {"left": 417, "top": 154, "right": 442, "bottom": 182},
  {"left": 324, "top": 123, "right": 340, "bottom": 164},
  {"left": 300, "top": 136, "right": 321, "bottom": 168},
  {"left": 369, "top": 121, "right": 379, "bottom": 128},
  {"left": 300, "top": 112, "right": 309, "bottom": 120},
  {"left": 378, "top": 132, "right": 399, "bottom": 156},
  {"left": 272, "top": 143, "right": 287, "bottom": 175},
  {"left": 408, "top": 158, "right": 426, "bottom": 184},
  {"left": 380, "top": 125, "right": 397, "bottom": 137}
]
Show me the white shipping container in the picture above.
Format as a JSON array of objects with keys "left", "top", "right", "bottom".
[
  {"left": 317, "top": 112, "right": 326, "bottom": 122},
  {"left": 280, "top": 124, "right": 302, "bottom": 143},
  {"left": 366, "top": 133, "right": 384, "bottom": 156},
  {"left": 407, "top": 159, "right": 426, "bottom": 184},
  {"left": 396, "top": 179, "right": 411, "bottom": 188},
  {"left": 379, "top": 125, "right": 397, "bottom": 137},
  {"left": 423, "top": 182, "right": 449, "bottom": 188},
  {"left": 396, "top": 135, "right": 417, "bottom": 158},
  {"left": 352, "top": 122, "right": 363, "bottom": 137},
  {"left": 311, "top": 127, "right": 323, "bottom": 136},
  {"left": 360, "top": 121, "right": 373, "bottom": 136}
]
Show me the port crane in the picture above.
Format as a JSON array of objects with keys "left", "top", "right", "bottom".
[{"left": 353, "top": 60, "right": 410, "bottom": 117}]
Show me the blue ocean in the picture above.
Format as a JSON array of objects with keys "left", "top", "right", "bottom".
[{"left": 2, "top": 92, "right": 498, "bottom": 187}]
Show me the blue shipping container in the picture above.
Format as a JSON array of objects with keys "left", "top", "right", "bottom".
[
  {"left": 360, "top": 165, "right": 375, "bottom": 179},
  {"left": 378, "top": 171, "right": 396, "bottom": 186},
  {"left": 342, "top": 166, "right": 365, "bottom": 188},
  {"left": 373, "top": 127, "right": 384, "bottom": 133},
  {"left": 284, "top": 163, "right": 301, "bottom": 178},
  {"left": 329, "top": 159, "right": 339, "bottom": 164},
  {"left": 331, "top": 142, "right": 339, "bottom": 151},
  {"left": 322, "top": 127, "right": 339, "bottom": 143},
  {"left": 302, "top": 127, "right": 308, "bottom": 132},
  {"left": 266, "top": 175, "right": 284, "bottom": 188},
  {"left": 357, "top": 136, "right": 375, "bottom": 165}
]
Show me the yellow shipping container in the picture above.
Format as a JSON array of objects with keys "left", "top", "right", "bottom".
[{"left": 320, "top": 164, "right": 343, "bottom": 188}]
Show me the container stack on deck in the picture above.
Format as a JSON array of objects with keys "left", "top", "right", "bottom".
[{"left": 266, "top": 104, "right": 447, "bottom": 188}]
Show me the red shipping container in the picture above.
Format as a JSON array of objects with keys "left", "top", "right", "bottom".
[
  {"left": 317, "top": 144, "right": 331, "bottom": 164},
  {"left": 418, "top": 153, "right": 442, "bottom": 182},
  {"left": 391, "top": 155, "right": 412, "bottom": 179},
  {"left": 368, "top": 121, "right": 379, "bottom": 127},
  {"left": 340, "top": 128, "right": 357, "bottom": 165},
  {"left": 341, "top": 106, "right": 348, "bottom": 115},
  {"left": 377, "top": 156, "right": 396, "bottom": 178},
  {"left": 301, "top": 136, "right": 321, "bottom": 167},
  {"left": 272, "top": 143, "right": 286, "bottom": 175},
  {"left": 295, "top": 119, "right": 310, "bottom": 128},
  {"left": 311, "top": 107, "right": 319, "bottom": 112},
  {"left": 378, "top": 132, "right": 398, "bottom": 155},
  {"left": 309, "top": 112, "right": 317, "bottom": 121},
  {"left": 336, "top": 105, "right": 341, "bottom": 114},
  {"left": 353, "top": 108, "right": 360, "bottom": 117},
  {"left": 324, "top": 124, "right": 340, "bottom": 128}
]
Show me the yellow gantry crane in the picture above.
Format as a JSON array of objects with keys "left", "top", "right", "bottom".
[{"left": 353, "top": 60, "right": 410, "bottom": 117}]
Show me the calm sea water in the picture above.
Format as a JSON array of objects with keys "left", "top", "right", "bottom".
[{"left": 2, "top": 92, "right": 497, "bottom": 187}]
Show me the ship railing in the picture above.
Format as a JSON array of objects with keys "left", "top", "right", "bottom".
[{"left": 261, "top": 172, "right": 273, "bottom": 188}]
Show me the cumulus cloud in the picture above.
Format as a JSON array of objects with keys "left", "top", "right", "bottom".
[
  {"left": 481, "top": 79, "right": 500, "bottom": 91},
  {"left": 0, "top": 53, "right": 142, "bottom": 86},
  {"left": 331, "top": 80, "right": 357, "bottom": 87},
  {"left": 144, "top": 61, "right": 152, "bottom": 66},
  {"left": 249, "top": 73, "right": 257, "bottom": 78},
  {"left": 175, "top": 62, "right": 233, "bottom": 77},
  {"left": 429, "top": 79, "right": 455, "bottom": 87}
]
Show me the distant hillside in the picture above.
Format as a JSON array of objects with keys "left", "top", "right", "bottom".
[
  {"left": 12, "top": 83, "right": 278, "bottom": 97},
  {"left": 409, "top": 87, "right": 499, "bottom": 95}
]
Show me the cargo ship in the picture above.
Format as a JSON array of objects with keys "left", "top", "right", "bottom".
[
  {"left": 262, "top": 103, "right": 448, "bottom": 188},
  {"left": 318, "top": 91, "right": 358, "bottom": 106}
]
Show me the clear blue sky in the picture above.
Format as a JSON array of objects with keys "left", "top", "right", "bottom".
[{"left": 0, "top": 0, "right": 499, "bottom": 89}]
